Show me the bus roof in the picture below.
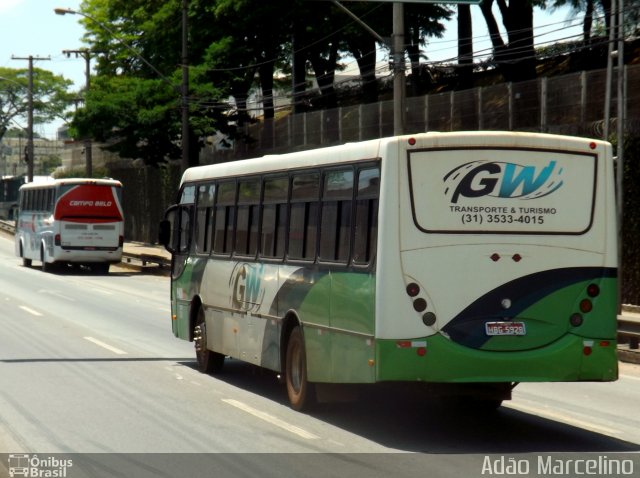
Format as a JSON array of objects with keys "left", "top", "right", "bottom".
[
  {"left": 181, "top": 137, "right": 385, "bottom": 184},
  {"left": 180, "top": 131, "right": 608, "bottom": 185},
  {"left": 19, "top": 178, "right": 122, "bottom": 190}
]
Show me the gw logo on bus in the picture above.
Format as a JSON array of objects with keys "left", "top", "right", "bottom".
[
  {"left": 230, "top": 263, "right": 265, "bottom": 312},
  {"left": 444, "top": 160, "right": 563, "bottom": 204}
]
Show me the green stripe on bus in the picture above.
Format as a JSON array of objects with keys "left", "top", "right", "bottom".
[{"left": 375, "top": 333, "right": 618, "bottom": 383}]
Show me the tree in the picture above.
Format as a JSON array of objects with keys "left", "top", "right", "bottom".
[
  {"left": 0, "top": 67, "right": 74, "bottom": 142},
  {"left": 70, "top": 75, "right": 212, "bottom": 167},
  {"left": 480, "top": 0, "right": 542, "bottom": 82},
  {"left": 405, "top": 3, "right": 452, "bottom": 95},
  {"left": 69, "top": 0, "right": 454, "bottom": 166}
]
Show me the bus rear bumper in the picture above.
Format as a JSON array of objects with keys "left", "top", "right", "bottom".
[
  {"left": 52, "top": 248, "right": 122, "bottom": 264},
  {"left": 375, "top": 333, "right": 618, "bottom": 383}
]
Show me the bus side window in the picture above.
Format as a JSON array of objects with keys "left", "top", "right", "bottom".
[
  {"left": 319, "top": 168, "right": 354, "bottom": 263},
  {"left": 196, "top": 183, "right": 215, "bottom": 254},
  {"left": 289, "top": 173, "right": 320, "bottom": 261},
  {"left": 261, "top": 176, "right": 289, "bottom": 259},
  {"left": 213, "top": 180, "right": 236, "bottom": 255},
  {"left": 236, "top": 179, "right": 261, "bottom": 257},
  {"left": 353, "top": 167, "right": 379, "bottom": 266}
]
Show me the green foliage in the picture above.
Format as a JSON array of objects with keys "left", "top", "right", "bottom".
[
  {"left": 53, "top": 166, "right": 110, "bottom": 179},
  {"left": 70, "top": 75, "right": 182, "bottom": 166},
  {"left": 0, "top": 67, "right": 75, "bottom": 141},
  {"left": 69, "top": 0, "right": 453, "bottom": 165}
]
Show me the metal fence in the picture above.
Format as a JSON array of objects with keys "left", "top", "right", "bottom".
[
  {"left": 113, "top": 63, "right": 640, "bottom": 246},
  {"left": 203, "top": 63, "right": 639, "bottom": 163}
]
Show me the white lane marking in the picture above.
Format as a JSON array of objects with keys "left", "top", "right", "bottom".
[
  {"left": 19, "top": 306, "right": 43, "bottom": 317},
  {"left": 92, "top": 288, "right": 114, "bottom": 295},
  {"left": 222, "top": 398, "right": 319, "bottom": 440},
  {"left": 83, "top": 336, "right": 128, "bottom": 355},
  {"left": 505, "top": 402, "right": 621, "bottom": 437},
  {"left": 38, "top": 289, "right": 76, "bottom": 302}
]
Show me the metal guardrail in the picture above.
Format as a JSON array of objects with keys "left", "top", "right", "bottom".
[
  {"left": 0, "top": 220, "right": 170, "bottom": 269},
  {"left": 619, "top": 308, "right": 640, "bottom": 350},
  {"left": 0, "top": 219, "right": 14, "bottom": 234}
]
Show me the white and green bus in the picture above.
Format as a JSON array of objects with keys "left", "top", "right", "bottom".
[{"left": 160, "top": 131, "right": 618, "bottom": 411}]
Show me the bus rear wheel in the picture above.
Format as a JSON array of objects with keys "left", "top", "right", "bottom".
[
  {"left": 41, "top": 246, "right": 54, "bottom": 273},
  {"left": 193, "top": 307, "right": 224, "bottom": 374},
  {"left": 285, "top": 326, "right": 315, "bottom": 411}
]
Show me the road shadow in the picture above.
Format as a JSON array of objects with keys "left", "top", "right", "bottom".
[{"left": 180, "top": 358, "right": 640, "bottom": 454}]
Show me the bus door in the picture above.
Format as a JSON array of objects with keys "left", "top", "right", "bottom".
[{"left": 159, "top": 185, "right": 195, "bottom": 339}]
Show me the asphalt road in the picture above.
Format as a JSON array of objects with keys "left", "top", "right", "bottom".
[{"left": 0, "top": 233, "right": 639, "bottom": 477}]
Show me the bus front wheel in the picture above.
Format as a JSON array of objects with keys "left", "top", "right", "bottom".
[
  {"left": 285, "top": 326, "right": 315, "bottom": 411},
  {"left": 193, "top": 307, "right": 224, "bottom": 374},
  {"left": 20, "top": 244, "right": 31, "bottom": 267}
]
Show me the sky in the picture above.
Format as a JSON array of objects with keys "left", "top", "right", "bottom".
[
  {"left": 1, "top": 0, "right": 85, "bottom": 139},
  {"left": 0, "top": 0, "right": 584, "bottom": 140}
]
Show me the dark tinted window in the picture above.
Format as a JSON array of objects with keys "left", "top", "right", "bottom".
[
  {"left": 289, "top": 173, "right": 320, "bottom": 260},
  {"left": 213, "top": 181, "right": 236, "bottom": 255},
  {"left": 236, "top": 179, "right": 261, "bottom": 256},
  {"left": 261, "top": 176, "right": 289, "bottom": 259},
  {"left": 352, "top": 167, "right": 379, "bottom": 265},
  {"left": 319, "top": 169, "right": 354, "bottom": 263}
]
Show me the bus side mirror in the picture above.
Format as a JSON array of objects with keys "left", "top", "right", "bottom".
[
  {"left": 158, "top": 219, "right": 172, "bottom": 251},
  {"left": 159, "top": 205, "right": 178, "bottom": 253}
]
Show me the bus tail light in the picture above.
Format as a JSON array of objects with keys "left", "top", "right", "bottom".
[
  {"left": 118, "top": 235, "right": 124, "bottom": 247},
  {"left": 406, "top": 283, "right": 420, "bottom": 297},
  {"left": 405, "top": 280, "right": 436, "bottom": 328},
  {"left": 570, "top": 313, "right": 583, "bottom": 327},
  {"left": 579, "top": 299, "right": 593, "bottom": 313},
  {"left": 570, "top": 283, "right": 600, "bottom": 327},
  {"left": 54, "top": 234, "right": 61, "bottom": 246}
]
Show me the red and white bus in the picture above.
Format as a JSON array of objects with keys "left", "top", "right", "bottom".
[{"left": 15, "top": 178, "right": 124, "bottom": 273}]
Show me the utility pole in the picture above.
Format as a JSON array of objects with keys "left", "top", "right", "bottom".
[
  {"left": 329, "top": 1, "right": 404, "bottom": 134},
  {"left": 12, "top": 55, "right": 50, "bottom": 182},
  {"left": 181, "top": 0, "right": 190, "bottom": 172},
  {"left": 392, "top": 3, "right": 405, "bottom": 136},
  {"left": 63, "top": 48, "right": 93, "bottom": 177}
]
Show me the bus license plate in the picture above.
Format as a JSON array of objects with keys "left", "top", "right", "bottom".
[{"left": 485, "top": 322, "right": 526, "bottom": 336}]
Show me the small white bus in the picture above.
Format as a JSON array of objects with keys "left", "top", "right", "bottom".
[{"left": 15, "top": 178, "right": 124, "bottom": 273}]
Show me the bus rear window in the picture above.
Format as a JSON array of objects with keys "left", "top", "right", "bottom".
[
  {"left": 408, "top": 147, "right": 597, "bottom": 235},
  {"left": 55, "top": 184, "right": 123, "bottom": 220}
]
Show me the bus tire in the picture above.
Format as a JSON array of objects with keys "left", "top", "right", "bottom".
[
  {"left": 285, "top": 326, "right": 315, "bottom": 412},
  {"left": 41, "top": 246, "right": 53, "bottom": 273},
  {"left": 20, "top": 243, "right": 31, "bottom": 267},
  {"left": 193, "top": 306, "right": 224, "bottom": 374},
  {"left": 92, "top": 263, "right": 110, "bottom": 275}
]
